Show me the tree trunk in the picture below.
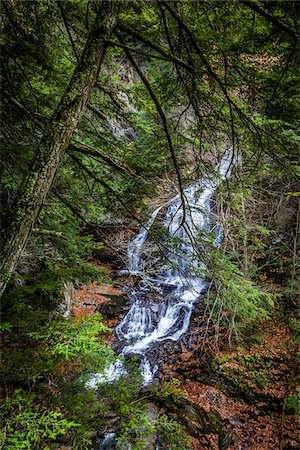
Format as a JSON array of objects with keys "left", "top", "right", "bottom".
[{"left": 0, "top": 2, "right": 118, "bottom": 298}]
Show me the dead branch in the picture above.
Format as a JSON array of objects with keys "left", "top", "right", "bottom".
[{"left": 68, "top": 142, "right": 135, "bottom": 176}]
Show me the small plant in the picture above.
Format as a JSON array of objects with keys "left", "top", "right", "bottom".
[
  {"left": 116, "top": 409, "right": 154, "bottom": 450},
  {"left": 29, "top": 312, "right": 111, "bottom": 362},
  {"left": 0, "top": 389, "right": 80, "bottom": 449},
  {"left": 285, "top": 392, "right": 300, "bottom": 416},
  {"left": 152, "top": 378, "right": 188, "bottom": 403},
  {"left": 215, "top": 349, "right": 274, "bottom": 399},
  {"left": 205, "top": 250, "right": 274, "bottom": 341},
  {"left": 155, "top": 414, "right": 191, "bottom": 450}
]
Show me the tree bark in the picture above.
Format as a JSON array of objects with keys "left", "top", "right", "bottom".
[{"left": 0, "top": 2, "right": 118, "bottom": 297}]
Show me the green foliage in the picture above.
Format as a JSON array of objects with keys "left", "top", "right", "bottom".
[
  {"left": 155, "top": 414, "right": 191, "bottom": 450},
  {"left": 206, "top": 251, "right": 273, "bottom": 337},
  {"left": 94, "top": 359, "right": 150, "bottom": 447},
  {"left": 285, "top": 391, "right": 300, "bottom": 416},
  {"left": 1, "top": 258, "right": 108, "bottom": 335},
  {"left": 0, "top": 389, "right": 80, "bottom": 449},
  {"left": 0, "top": 309, "right": 113, "bottom": 387},
  {"left": 152, "top": 378, "right": 188, "bottom": 403},
  {"left": 0, "top": 310, "right": 154, "bottom": 449},
  {"left": 0, "top": 321, "right": 13, "bottom": 331},
  {"left": 288, "top": 313, "right": 300, "bottom": 338},
  {"left": 116, "top": 409, "right": 154, "bottom": 450},
  {"left": 28, "top": 313, "right": 112, "bottom": 369},
  {"left": 215, "top": 349, "right": 275, "bottom": 399}
]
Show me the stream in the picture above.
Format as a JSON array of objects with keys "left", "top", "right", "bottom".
[{"left": 87, "top": 151, "right": 234, "bottom": 389}]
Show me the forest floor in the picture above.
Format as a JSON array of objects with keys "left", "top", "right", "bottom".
[{"left": 164, "top": 320, "right": 299, "bottom": 449}]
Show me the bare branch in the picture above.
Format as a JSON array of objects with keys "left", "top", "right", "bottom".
[
  {"left": 52, "top": 188, "right": 127, "bottom": 264},
  {"left": 57, "top": 1, "right": 80, "bottom": 61},
  {"left": 115, "top": 31, "right": 187, "bottom": 226},
  {"left": 87, "top": 102, "right": 108, "bottom": 122},
  {"left": 108, "top": 40, "right": 192, "bottom": 66},
  {"left": 32, "top": 228, "right": 67, "bottom": 239},
  {"left": 68, "top": 142, "right": 135, "bottom": 176}
]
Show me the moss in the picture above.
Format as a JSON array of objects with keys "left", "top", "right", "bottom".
[
  {"left": 205, "top": 408, "right": 223, "bottom": 434},
  {"left": 285, "top": 392, "right": 300, "bottom": 416}
]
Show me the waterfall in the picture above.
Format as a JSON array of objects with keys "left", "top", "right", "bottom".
[{"left": 88, "top": 151, "right": 234, "bottom": 388}]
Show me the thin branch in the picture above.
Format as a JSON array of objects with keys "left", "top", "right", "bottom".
[
  {"left": 95, "top": 83, "right": 125, "bottom": 110},
  {"left": 68, "top": 142, "right": 135, "bottom": 176},
  {"left": 32, "top": 228, "right": 67, "bottom": 239},
  {"left": 66, "top": 153, "right": 195, "bottom": 272},
  {"left": 116, "top": 23, "right": 194, "bottom": 72},
  {"left": 7, "top": 94, "right": 49, "bottom": 126},
  {"left": 267, "top": 41, "right": 297, "bottom": 103},
  {"left": 160, "top": 1, "right": 232, "bottom": 102},
  {"left": 107, "top": 40, "right": 189, "bottom": 65},
  {"left": 240, "top": 0, "right": 300, "bottom": 41},
  {"left": 115, "top": 31, "right": 187, "bottom": 226},
  {"left": 160, "top": 1, "right": 298, "bottom": 180},
  {"left": 68, "top": 152, "right": 124, "bottom": 195},
  {"left": 57, "top": 1, "right": 80, "bottom": 61},
  {"left": 87, "top": 102, "right": 108, "bottom": 122}
]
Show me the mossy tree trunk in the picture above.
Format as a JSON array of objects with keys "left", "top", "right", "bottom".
[{"left": 0, "top": 2, "right": 118, "bottom": 297}]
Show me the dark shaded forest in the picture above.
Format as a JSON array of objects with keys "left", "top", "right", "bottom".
[{"left": 0, "top": 1, "right": 299, "bottom": 449}]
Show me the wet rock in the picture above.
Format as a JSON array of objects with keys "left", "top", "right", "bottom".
[
  {"left": 96, "top": 432, "right": 117, "bottom": 450},
  {"left": 112, "top": 269, "right": 129, "bottom": 277},
  {"left": 96, "top": 294, "right": 126, "bottom": 320},
  {"left": 151, "top": 395, "right": 224, "bottom": 437},
  {"left": 150, "top": 303, "right": 159, "bottom": 313},
  {"left": 93, "top": 248, "right": 123, "bottom": 268}
]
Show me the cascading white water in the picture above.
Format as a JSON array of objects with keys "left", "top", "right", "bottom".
[{"left": 88, "top": 151, "right": 234, "bottom": 388}]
